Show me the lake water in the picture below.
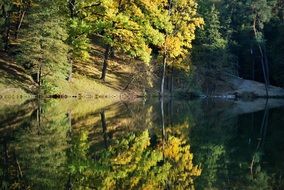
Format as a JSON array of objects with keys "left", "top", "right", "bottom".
[{"left": 0, "top": 98, "right": 284, "bottom": 189}]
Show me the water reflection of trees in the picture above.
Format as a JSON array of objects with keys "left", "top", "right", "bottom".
[
  {"left": 187, "top": 99, "right": 284, "bottom": 190},
  {"left": 68, "top": 130, "right": 201, "bottom": 189},
  {"left": 1, "top": 99, "right": 284, "bottom": 189}
]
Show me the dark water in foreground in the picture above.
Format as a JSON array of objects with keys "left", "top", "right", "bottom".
[{"left": 0, "top": 98, "right": 284, "bottom": 190}]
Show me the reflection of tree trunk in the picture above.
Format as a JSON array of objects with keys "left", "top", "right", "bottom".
[
  {"left": 259, "top": 99, "right": 269, "bottom": 147},
  {"left": 66, "top": 173, "right": 73, "bottom": 190},
  {"left": 13, "top": 151, "right": 23, "bottom": 179},
  {"left": 170, "top": 66, "right": 174, "bottom": 95},
  {"left": 100, "top": 46, "right": 111, "bottom": 81},
  {"left": 170, "top": 98, "right": 174, "bottom": 126},
  {"left": 160, "top": 54, "right": 167, "bottom": 97},
  {"left": 160, "top": 97, "right": 165, "bottom": 159},
  {"left": 100, "top": 111, "right": 108, "bottom": 148},
  {"left": 37, "top": 99, "right": 41, "bottom": 135},
  {"left": 250, "top": 99, "right": 269, "bottom": 176}
]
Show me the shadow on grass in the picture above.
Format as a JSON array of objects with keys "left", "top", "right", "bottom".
[
  {"left": 72, "top": 44, "right": 135, "bottom": 92},
  {"left": 0, "top": 52, "right": 37, "bottom": 94}
]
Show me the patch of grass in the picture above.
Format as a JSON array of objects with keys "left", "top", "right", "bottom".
[
  {"left": 52, "top": 73, "right": 121, "bottom": 97},
  {"left": 0, "top": 82, "right": 33, "bottom": 99}
]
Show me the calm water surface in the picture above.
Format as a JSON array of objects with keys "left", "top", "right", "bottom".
[{"left": 0, "top": 98, "right": 284, "bottom": 189}]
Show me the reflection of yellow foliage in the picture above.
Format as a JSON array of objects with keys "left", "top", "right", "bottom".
[
  {"left": 164, "top": 136, "right": 202, "bottom": 189},
  {"left": 70, "top": 130, "right": 201, "bottom": 189},
  {"left": 112, "top": 130, "right": 150, "bottom": 165},
  {"left": 164, "top": 136, "right": 183, "bottom": 160}
]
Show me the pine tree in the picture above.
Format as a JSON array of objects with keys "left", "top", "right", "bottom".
[{"left": 17, "top": 0, "right": 69, "bottom": 94}]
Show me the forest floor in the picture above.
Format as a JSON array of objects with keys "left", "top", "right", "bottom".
[
  {"left": 0, "top": 52, "right": 36, "bottom": 102},
  {"left": 0, "top": 44, "right": 152, "bottom": 100},
  {"left": 1, "top": 45, "right": 284, "bottom": 100}
]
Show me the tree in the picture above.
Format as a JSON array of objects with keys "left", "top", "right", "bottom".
[
  {"left": 190, "top": 1, "right": 237, "bottom": 95},
  {"left": 17, "top": 0, "right": 69, "bottom": 94},
  {"left": 0, "top": 0, "right": 13, "bottom": 51},
  {"left": 159, "top": 0, "right": 204, "bottom": 96},
  {"left": 76, "top": 0, "right": 165, "bottom": 81},
  {"left": 222, "top": 0, "right": 277, "bottom": 95},
  {"left": 0, "top": 0, "right": 32, "bottom": 50}
]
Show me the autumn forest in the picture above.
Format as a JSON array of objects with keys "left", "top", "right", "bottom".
[{"left": 1, "top": 0, "right": 284, "bottom": 189}]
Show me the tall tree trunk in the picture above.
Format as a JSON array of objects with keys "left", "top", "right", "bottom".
[
  {"left": 15, "top": 11, "right": 26, "bottom": 39},
  {"left": 37, "top": 64, "right": 42, "bottom": 95},
  {"left": 160, "top": 54, "right": 167, "bottom": 97},
  {"left": 263, "top": 45, "right": 270, "bottom": 85},
  {"left": 253, "top": 18, "right": 268, "bottom": 97},
  {"left": 3, "top": 6, "right": 11, "bottom": 51},
  {"left": 100, "top": 46, "right": 111, "bottom": 81}
]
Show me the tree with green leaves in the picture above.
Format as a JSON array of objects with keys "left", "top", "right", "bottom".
[
  {"left": 190, "top": 1, "right": 237, "bottom": 95},
  {"left": 17, "top": 0, "right": 70, "bottom": 94},
  {"left": 0, "top": 0, "right": 13, "bottom": 51}
]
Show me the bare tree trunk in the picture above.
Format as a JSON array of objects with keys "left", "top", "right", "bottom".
[
  {"left": 253, "top": 18, "right": 269, "bottom": 97},
  {"left": 15, "top": 11, "right": 26, "bottom": 39},
  {"left": 100, "top": 46, "right": 111, "bottom": 81},
  {"left": 37, "top": 64, "right": 42, "bottom": 95},
  {"left": 263, "top": 45, "right": 270, "bottom": 85},
  {"left": 3, "top": 6, "right": 11, "bottom": 51}
]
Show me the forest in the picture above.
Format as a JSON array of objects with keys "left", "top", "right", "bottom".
[
  {"left": 1, "top": 0, "right": 284, "bottom": 189},
  {"left": 0, "top": 0, "right": 283, "bottom": 98}
]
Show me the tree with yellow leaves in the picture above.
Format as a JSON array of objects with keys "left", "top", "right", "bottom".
[
  {"left": 78, "top": 0, "right": 166, "bottom": 81},
  {"left": 159, "top": 0, "right": 204, "bottom": 96}
]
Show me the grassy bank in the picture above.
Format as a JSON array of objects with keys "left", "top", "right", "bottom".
[{"left": 0, "top": 43, "right": 153, "bottom": 99}]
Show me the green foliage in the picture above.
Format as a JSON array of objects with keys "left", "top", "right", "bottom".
[
  {"left": 68, "top": 18, "right": 92, "bottom": 61},
  {"left": 190, "top": 1, "right": 237, "bottom": 93},
  {"left": 160, "top": 0, "right": 204, "bottom": 67},
  {"left": 17, "top": 0, "right": 70, "bottom": 93}
]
